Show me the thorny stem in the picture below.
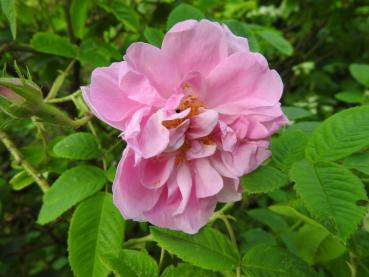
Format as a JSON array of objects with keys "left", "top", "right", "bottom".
[
  {"left": 0, "top": 129, "right": 50, "bottom": 193},
  {"left": 123, "top": 234, "right": 153, "bottom": 249}
]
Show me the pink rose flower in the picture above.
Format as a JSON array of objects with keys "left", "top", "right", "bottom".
[{"left": 82, "top": 19, "right": 287, "bottom": 234}]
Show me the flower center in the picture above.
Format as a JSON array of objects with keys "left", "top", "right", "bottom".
[
  {"left": 162, "top": 94, "right": 216, "bottom": 164},
  {"left": 162, "top": 94, "right": 204, "bottom": 129}
]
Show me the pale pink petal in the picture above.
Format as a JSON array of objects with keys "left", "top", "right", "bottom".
[
  {"left": 119, "top": 68, "right": 166, "bottom": 107},
  {"left": 204, "top": 52, "right": 283, "bottom": 113},
  {"left": 219, "top": 121, "right": 238, "bottom": 151},
  {"left": 222, "top": 24, "right": 249, "bottom": 54},
  {"left": 210, "top": 152, "right": 238, "bottom": 179},
  {"left": 163, "top": 19, "right": 228, "bottom": 77},
  {"left": 165, "top": 93, "right": 184, "bottom": 110},
  {"left": 188, "top": 110, "right": 218, "bottom": 139},
  {"left": 113, "top": 148, "right": 162, "bottom": 220},
  {"left": 124, "top": 107, "right": 151, "bottom": 162},
  {"left": 174, "top": 163, "right": 192, "bottom": 215},
  {"left": 216, "top": 177, "right": 242, "bottom": 202},
  {"left": 193, "top": 158, "right": 223, "bottom": 198},
  {"left": 144, "top": 188, "right": 217, "bottom": 234},
  {"left": 124, "top": 42, "right": 180, "bottom": 98},
  {"left": 139, "top": 156, "right": 176, "bottom": 189},
  {"left": 166, "top": 119, "right": 190, "bottom": 152},
  {"left": 177, "top": 71, "right": 206, "bottom": 96},
  {"left": 88, "top": 62, "right": 144, "bottom": 129},
  {"left": 219, "top": 142, "right": 271, "bottom": 176},
  {"left": 186, "top": 140, "right": 216, "bottom": 160},
  {"left": 139, "top": 111, "right": 170, "bottom": 158}
]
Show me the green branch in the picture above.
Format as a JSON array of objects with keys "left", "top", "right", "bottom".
[{"left": 0, "top": 129, "right": 50, "bottom": 193}]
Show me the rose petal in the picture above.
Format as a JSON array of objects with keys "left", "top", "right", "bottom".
[{"left": 193, "top": 158, "right": 223, "bottom": 198}]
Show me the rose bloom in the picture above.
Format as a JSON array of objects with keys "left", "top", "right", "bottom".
[{"left": 83, "top": 19, "right": 287, "bottom": 234}]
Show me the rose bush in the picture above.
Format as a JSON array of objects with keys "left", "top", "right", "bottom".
[{"left": 1, "top": 1, "right": 369, "bottom": 277}]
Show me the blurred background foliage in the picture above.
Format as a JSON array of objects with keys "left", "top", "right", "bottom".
[{"left": 1, "top": 0, "right": 369, "bottom": 276}]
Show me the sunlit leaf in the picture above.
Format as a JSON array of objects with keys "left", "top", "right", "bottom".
[
  {"left": 242, "top": 165, "right": 288, "bottom": 193},
  {"left": 291, "top": 159, "right": 367, "bottom": 240},
  {"left": 150, "top": 226, "right": 240, "bottom": 271},
  {"left": 102, "top": 249, "right": 158, "bottom": 277},
  {"left": 31, "top": 32, "right": 78, "bottom": 58},
  {"left": 306, "top": 105, "right": 369, "bottom": 161},
  {"left": 37, "top": 165, "right": 105, "bottom": 224},
  {"left": 68, "top": 192, "right": 125, "bottom": 277},
  {"left": 53, "top": 132, "right": 100, "bottom": 160}
]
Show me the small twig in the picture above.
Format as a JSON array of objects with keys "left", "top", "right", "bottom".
[
  {"left": 208, "top": 202, "right": 234, "bottom": 224},
  {"left": 0, "top": 129, "right": 50, "bottom": 193},
  {"left": 221, "top": 216, "right": 241, "bottom": 277},
  {"left": 45, "top": 89, "right": 81, "bottom": 103},
  {"left": 45, "top": 60, "right": 76, "bottom": 101},
  {"left": 72, "top": 113, "right": 93, "bottom": 128},
  {"left": 123, "top": 234, "right": 153, "bottom": 248},
  {"left": 159, "top": 248, "right": 165, "bottom": 272}
]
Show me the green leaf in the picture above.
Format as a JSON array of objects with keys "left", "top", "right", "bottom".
[
  {"left": 53, "top": 132, "right": 100, "bottom": 160},
  {"left": 271, "top": 130, "right": 308, "bottom": 171},
  {"left": 70, "top": 0, "right": 92, "bottom": 39},
  {"left": 10, "top": 170, "right": 34, "bottom": 191},
  {"left": 144, "top": 27, "right": 164, "bottom": 48},
  {"left": 291, "top": 159, "right": 367, "bottom": 240},
  {"left": 314, "top": 233, "right": 346, "bottom": 263},
  {"left": 167, "top": 4, "right": 205, "bottom": 30},
  {"left": 1, "top": 0, "right": 17, "bottom": 39},
  {"left": 349, "top": 63, "right": 369, "bottom": 87},
  {"left": 223, "top": 20, "right": 260, "bottom": 52},
  {"left": 242, "top": 165, "right": 288, "bottom": 193},
  {"left": 306, "top": 105, "right": 369, "bottom": 161},
  {"left": 79, "top": 39, "right": 111, "bottom": 67},
  {"left": 101, "top": 249, "right": 158, "bottom": 277},
  {"left": 287, "top": 121, "right": 321, "bottom": 135},
  {"left": 242, "top": 244, "right": 316, "bottom": 277},
  {"left": 150, "top": 226, "right": 239, "bottom": 271},
  {"left": 335, "top": 91, "right": 364, "bottom": 104},
  {"left": 37, "top": 165, "right": 105, "bottom": 225},
  {"left": 344, "top": 152, "right": 369, "bottom": 175},
  {"left": 31, "top": 32, "right": 78, "bottom": 58},
  {"left": 241, "top": 228, "right": 277, "bottom": 253},
  {"left": 99, "top": 0, "right": 139, "bottom": 31},
  {"left": 269, "top": 205, "right": 326, "bottom": 229},
  {"left": 248, "top": 208, "right": 289, "bottom": 232},
  {"left": 281, "top": 224, "right": 345, "bottom": 264},
  {"left": 68, "top": 192, "right": 125, "bottom": 277},
  {"left": 282, "top": 106, "right": 312, "bottom": 120},
  {"left": 257, "top": 30, "right": 293, "bottom": 56},
  {"left": 161, "top": 264, "right": 217, "bottom": 277}
]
